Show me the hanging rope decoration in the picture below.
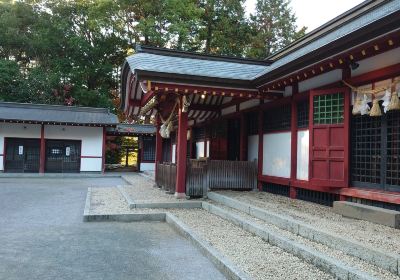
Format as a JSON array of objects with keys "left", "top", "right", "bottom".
[
  {"left": 159, "top": 98, "right": 179, "bottom": 138},
  {"left": 182, "top": 95, "right": 193, "bottom": 113},
  {"left": 139, "top": 96, "right": 158, "bottom": 116},
  {"left": 343, "top": 78, "right": 400, "bottom": 117}
]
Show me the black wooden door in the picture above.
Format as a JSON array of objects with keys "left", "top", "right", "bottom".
[
  {"left": 5, "top": 138, "right": 40, "bottom": 173},
  {"left": 45, "top": 140, "right": 81, "bottom": 173}
]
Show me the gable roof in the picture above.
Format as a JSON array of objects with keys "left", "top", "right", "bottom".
[
  {"left": 125, "top": 47, "right": 269, "bottom": 82},
  {"left": 0, "top": 102, "right": 118, "bottom": 126}
]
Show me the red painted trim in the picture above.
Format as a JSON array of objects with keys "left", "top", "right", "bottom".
[
  {"left": 258, "top": 175, "right": 290, "bottom": 186},
  {"left": 81, "top": 156, "right": 102, "bottom": 159},
  {"left": 290, "top": 84, "right": 298, "bottom": 187},
  {"left": 102, "top": 127, "right": 106, "bottom": 173},
  {"left": 176, "top": 97, "right": 188, "bottom": 194},
  {"left": 239, "top": 113, "right": 247, "bottom": 161},
  {"left": 39, "top": 124, "right": 45, "bottom": 173},
  {"left": 257, "top": 109, "right": 263, "bottom": 191},
  {"left": 348, "top": 62, "right": 400, "bottom": 86},
  {"left": 140, "top": 90, "right": 155, "bottom": 106},
  {"left": 340, "top": 188, "right": 400, "bottom": 205}
]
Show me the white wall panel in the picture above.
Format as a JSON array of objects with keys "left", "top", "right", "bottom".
[
  {"left": 262, "top": 132, "right": 291, "bottom": 178},
  {"left": 299, "top": 69, "right": 342, "bottom": 92},
  {"left": 221, "top": 105, "right": 236, "bottom": 116},
  {"left": 206, "top": 141, "right": 210, "bottom": 157},
  {"left": 247, "top": 135, "right": 258, "bottom": 162},
  {"left": 296, "top": 130, "right": 309, "bottom": 180},
  {"left": 81, "top": 158, "right": 102, "bottom": 172},
  {"left": 196, "top": 142, "right": 205, "bottom": 158},
  {"left": 239, "top": 99, "right": 260, "bottom": 111},
  {"left": 352, "top": 47, "right": 400, "bottom": 77},
  {"left": 140, "top": 162, "right": 155, "bottom": 171},
  {"left": 172, "top": 144, "right": 176, "bottom": 163}
]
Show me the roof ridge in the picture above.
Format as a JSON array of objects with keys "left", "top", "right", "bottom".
[{"left": 0, "top": 101, "right": 110, "bottom": 114}]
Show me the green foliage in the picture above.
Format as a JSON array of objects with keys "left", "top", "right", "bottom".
[
  {"left": 247, "top": 0, "right": 306, "bottom": 59},
  {"left": 0, "top": 0, "right": 306, "bottom": 107}
]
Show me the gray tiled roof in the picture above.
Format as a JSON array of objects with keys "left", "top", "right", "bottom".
[
  {"left": 108, "top": 124, "right": 156, "bottom": 135},
  {"left": 126, "top": 52, "right": 268, "bottom": 81},
  {"left": 254, "top": 0, "right": 400, "bottom": 78},
  {"left": 0, "top": 102, "right": 118, "bottom": 125}
]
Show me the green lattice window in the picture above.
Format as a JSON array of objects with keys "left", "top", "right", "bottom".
[{"left": 313, "top": 93, "right": 344, "bottom": 124}]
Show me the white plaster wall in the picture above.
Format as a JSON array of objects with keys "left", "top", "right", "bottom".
[
  {"left": 239, "top": 99, "right": 260, "bottom": 111},
  {"left": 221, "top": 105, "right": 236, "bottom": 116},
  {"left": 0, "top": 123, "right": 41, "bottom": 171},
  {"left": 45, "top": 125, "right": 103, "bottom": 172},
  {"left": 352, "top": 47, "right": 400, "bottom": 77},
  {"left": 299, "top": 69, "right": 342, "bottom": 92},
  {"left": 247, "top": 135, "right": 258, "bottom": 162},
  {"left": 262, "top": 132, "right": 291, "bottom": 178},
  {"left": 297, "top": 130, "right": 309, "bottom": 181},
  {"left": 196, "top": 142, "right": 205, "bottom": 159},
  {"left": 206, "top": 141, "right": 210, "bottom": 157},
  {"left": 172, "top": 144, "right": 176, "bottom": 163},
  {"left": 140, "top": 162, "right": 155, "bottom": 171}
]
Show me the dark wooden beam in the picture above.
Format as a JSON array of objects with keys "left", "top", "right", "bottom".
[{"left": 189, "top": 103, "right": 220, "bottom": 112}]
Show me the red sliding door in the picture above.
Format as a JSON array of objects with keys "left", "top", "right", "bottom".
[{"left": 309, "top": 88, "right": 350, "bottom": 188}]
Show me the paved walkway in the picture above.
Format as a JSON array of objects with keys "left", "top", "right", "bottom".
[{"left": 0, "top": 177, "right": 225, "bottom": 280}]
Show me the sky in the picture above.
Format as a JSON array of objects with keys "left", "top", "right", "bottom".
[{"left": 245, "top": 0, "right": 365, "bottom": 32}]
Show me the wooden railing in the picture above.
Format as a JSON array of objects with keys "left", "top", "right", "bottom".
[
  {"left": 155, "top": 162, "right": 176, "bottom": 194},
  {"left": 156, "top": 160, "right": 257, "bottom": 197},
  {"left": 186, "top": 159, "right": 257, "bottom": 197}
]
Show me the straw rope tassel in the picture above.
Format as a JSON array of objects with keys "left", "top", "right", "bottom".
[
  {"left": 370, "top": 96, "right": 382, "bottom": 117},
  {"left": 388, "top": 91, "right": 400, "bottom": 111}
]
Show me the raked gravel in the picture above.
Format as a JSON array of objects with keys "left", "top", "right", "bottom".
[
  {"left": 121, "top": 174, "right": 179, "bottom": 203},
  {"left": 88, "top": 187, "right": 333, "bottom": 280},
  {"left": 217, "top": 190, "right": 400, "bottom": 256},
  {"left": 210, "top": 201, "right": 400, "bottom": 280}
]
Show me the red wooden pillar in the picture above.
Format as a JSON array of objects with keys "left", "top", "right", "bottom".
[
  {"left": 175, "top": 98, "right": 188, "bottom": 198},
  {"left": 155, "top": 115, "right": 163, "bottom": 175},
  {"left": 240, "top": 113, "right": 247, "bottom": 161},
  {"left": 290, "top": 84, "right": 298, "bottom": 199},
  {"left": 257, "top": 109, "right": 263, "bottom": 191},
  {"left": 39, "top": 124, "right": 45, "bottom": 173},
  {"left": 102, "top": 127, "right": 106, "bottom": 173}
]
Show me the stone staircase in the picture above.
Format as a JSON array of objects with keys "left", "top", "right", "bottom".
[{"left": 204, "top": 192, "right": 400, "bottom": 280}]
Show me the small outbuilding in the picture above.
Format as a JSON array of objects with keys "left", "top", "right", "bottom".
[{"left": 0, "top": 102, "right": 118, "bottom": 173}]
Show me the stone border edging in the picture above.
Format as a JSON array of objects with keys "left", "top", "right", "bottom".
[
  {"left": 165, "top": 213, "right": 252, "bottom": 280},
  {"left": 202, "top": 202, "right": 377, "bottom": 280},
  {"left": 82, "top": 211, "right": 250, "bottom": 280},
  {"left": 83, "top": 187, "right": 92, "bottom": 219},
  {"left": 208, "top": 192, "right": 399, "bottom": 276},
  {"left": 116, "top": 185, "right": 202, "bottom": 209}
]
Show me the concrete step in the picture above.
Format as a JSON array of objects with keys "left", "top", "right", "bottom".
[
  {"left": 333, "top": 201, "right": 400, "bottom": 229},
  {"left": 207, "top": 192, "right": 400, "bottom": 277}
]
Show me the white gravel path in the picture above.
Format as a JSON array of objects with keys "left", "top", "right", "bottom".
[
  {"left": 88, "top": 187, "right": 333, "bottom": 280},
  {"left": 211, "top": 201, "right": 400, "bottom": 280},
  {"left": 216, "top": 191, "right": 400, "bottom": 255},
  {"left": 121, "top": 174, "right": 179, "bottom": 203}
]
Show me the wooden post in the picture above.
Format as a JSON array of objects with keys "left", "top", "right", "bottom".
[
  {"left": 257, "top": 109, "right": 263, "bottom": 191},
  {"left": 175, "top": 97, "right": 188, "bottom": 198},
  {"left": 155, "top": 115, "right": 163, "bottom": 176},
  {"left": 290, "top": 84, "right": 298, "bottom": 199},
  {"left": 39, "top": 124, "right": 45, "bottom": 173},
  {"left": 240, "top": 113, "right": 247, "bottom": 161}
]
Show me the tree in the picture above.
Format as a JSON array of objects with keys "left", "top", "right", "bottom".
[
  {"left": 199, "top": 0, "right": 250, "bottom": 56},
  {"left": 247, "top": 0, "right": 306, "bottom": 59}
]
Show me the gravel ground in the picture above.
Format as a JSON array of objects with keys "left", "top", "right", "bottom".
[
  {"left": 210, "top": 201, "right": 400, "bottom": 280},
  {"left": 170, "top": 209, "right": 333, "bottom": 280},
  {"left": 121, "top": 174, "right": 179, "bottom": 203},
  {"left": 217, "top": 191, "right": 400, "bottom": 255},
  {"left": 88, "top": 187, "right": 333, "bottom": 280}
]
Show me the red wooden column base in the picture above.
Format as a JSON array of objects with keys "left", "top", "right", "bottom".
[
  {"left": 175, "top": 101, "right": 188, "bottom": 198},
  {"left": 39, "top": 124, "right": 45, "bottom": 173},
  {"left": 290, "top": 186, "right": 297, "bottom": 199}
]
